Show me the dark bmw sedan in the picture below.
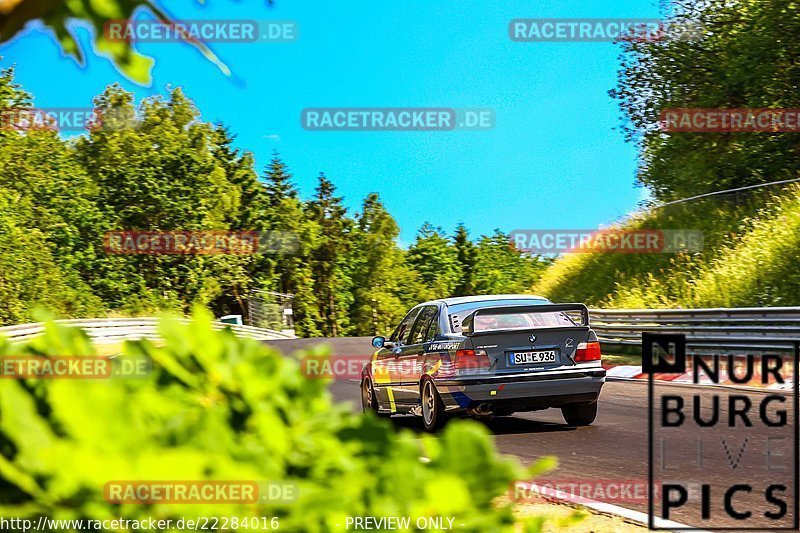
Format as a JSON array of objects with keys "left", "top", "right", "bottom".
[{"left": 361, "top": 294, "right": 605, "bottom": 431}]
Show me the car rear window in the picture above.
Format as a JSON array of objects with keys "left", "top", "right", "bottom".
[{"left": 471, "top": 310, "right": 575, "bottom": 332}]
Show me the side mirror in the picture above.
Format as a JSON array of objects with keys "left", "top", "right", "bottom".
[{"left": 372, "top": 336, "right": 395, "bottom": 350}]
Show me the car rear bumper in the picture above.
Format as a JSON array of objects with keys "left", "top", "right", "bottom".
[{"left": 435, "top": 367, "right": 605, "bottom": 410}]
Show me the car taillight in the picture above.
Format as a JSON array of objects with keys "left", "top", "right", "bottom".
[
  {"left": 455, "top": 349, "right": 489, "bottom": 371},
  {"left": 574, "top": 341, "right": 601, "bottom": 362}
]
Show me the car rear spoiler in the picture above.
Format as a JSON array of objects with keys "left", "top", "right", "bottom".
[{"left": 452, "top": 303, "right": 590, "bottom": 335}]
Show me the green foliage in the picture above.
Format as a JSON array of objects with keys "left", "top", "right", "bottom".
[
  {"left": 408, "top": 224, "right": 462, "bottom": 301},
  {"left": 261, "top": 156, "right": 321, "bottom": 337},
  {"left": 74, "top": 84, "right": 253, "bottom": 315},
  {"left": 308, "top": 174, "right": 352, "bottom": 337},
  {"left": 0, "top": 67, "right": 105, "bottom": 322},
  {"left": 0, "top": 189, "right": 102, "bottom": 323},
  {"left": 452, "top": 224, "right": 477, "bottom": 297},
  {"left": 472, "top": 231, "right": 549, "bottom": 296},
  {"left": 254, "top": 303, "right": 284, "bottom": 330},
  {"left": 0, "top": 311, "right": 559, "bottom": 532},
  {"left": 534, "top": 184, "right": 800, "bottom": 309},
  {"left": 539, "top": 0, "right": 800, "bottom": 308},
  {"left": 0, "top": 67, "right": 550, "bottom": 333},
  {"left": 0, "top": 0, "right": 229, "bottom": 84},
  {"left": 346, "top": 194, "right": 428, "bottom": 336},
  {"left": 611, "top": 0, "right": 800, "bottom": 201}
]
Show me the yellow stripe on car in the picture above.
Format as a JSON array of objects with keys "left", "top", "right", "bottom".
[
  {"left": 371, "top": 349, "right": 397, "bottom": 413},
  {"left": 425, "top": 359, "right": 442, "bottom": 375}
]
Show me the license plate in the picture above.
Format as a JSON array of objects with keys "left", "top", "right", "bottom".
[{"left": 509, "top": 350, "right": 557, "bottom": 365}]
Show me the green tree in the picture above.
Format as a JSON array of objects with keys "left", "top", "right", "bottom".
[
  {"left": 407, "top": 223, "right": 461, "bottom": 300},
  {"left": 75, "top": 84, "right": 244, "bottom": 314},
  {"left": 213, "top": 125, "right": 264, "bottom": 230},
  {"left": 264, "top": 153, "right": 299, "bottom": 205},
  {"left": 453, "top": 223, "right": 477, "bottom": 296},
  {"left": 0, "top": 189, "right": 101, "bottom": 324},
  {"left": 0, "top": 65, "right": 562, "bottom": 333},
  {"left": 307, "top": 173, "right": 352, "bottom": 336},
  {"left": 473, "top": 230, "right": 547, "bottom": 295},
  {"left": 209, "top": 125, "right": 270, "bottom": 318},
  {"left": 611, "top": 0, "right": 800, "bottom": 201},
  {"left": 0, "top": 66, "right": 104, "bottom": 323},
  {"left": 262, "top": 155, "right": 320, "bottom": 336},
  {"left": 347, "top": 194, "right": 425, "bottom": 336}
]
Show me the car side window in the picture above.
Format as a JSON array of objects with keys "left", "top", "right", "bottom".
[
  {"left": 391, "top": 307, "right": 421, "bottom": 345},
  {"left": 409, "top": 305, "right": 438, "bottom": 345},
  {"left": 423, "top": 310, "right": 440, "bottom": 342}
]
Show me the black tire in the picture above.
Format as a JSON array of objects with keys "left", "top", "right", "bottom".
[
  {"left": 421, "top": 379, "right": 446, "bottom": 432},
  {"left": 561, "top": 401, "right": 598, "bottom": 426},
  {"left": 361, "top": 378, "right": 389, "bottom": 417}
]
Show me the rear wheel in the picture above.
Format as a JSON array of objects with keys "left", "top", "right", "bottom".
[
  {"left": 421, "top": 379, "right": 446, "bottom": 432},
  {"left": 561, "top": 401, "right": 598, "bottom": 426},
  {"left": 361, "top": 378, "right": 389, "bottom": 417}
]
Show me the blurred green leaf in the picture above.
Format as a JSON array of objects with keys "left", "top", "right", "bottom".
[{"left": 0, "top": 0, "right": 233, "bottom": 84}]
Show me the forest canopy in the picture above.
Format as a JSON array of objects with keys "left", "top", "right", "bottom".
[{"left": 0, "top": 69, "right": 549, "bottom": 335}]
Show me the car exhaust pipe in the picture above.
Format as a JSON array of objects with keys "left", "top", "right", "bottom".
[{"left": 473, "top": 403, "right": 494, "bottom": 416}]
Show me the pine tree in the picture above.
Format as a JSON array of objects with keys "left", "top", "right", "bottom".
[
  {"left": 263, "top": 151, "right": 298, "bottom": 207},
  {"left": 453, "top": 223, "right": 477, "bottom": 296},
  {"left": 211, "top": 124, "right": 264, "bottom": 230},
  {"left": 260, "top": 155, "right": 320, "bottom": 336},
  {"left": 209, "top": 125, "right": 269, "bottom": 319},
  {"left": 307, "top": 173, "right": 351, "bottom": 336}
]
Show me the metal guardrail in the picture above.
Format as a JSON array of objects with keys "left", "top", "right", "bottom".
[
  {"left": 3, "top": 308, "right": 797, "bottom": 351},
  {"left": 590, "top": 307, "right": 800, "bottom": 351},
  {"left": 0, "top": 318, "right": 296, "bottom": 344}
]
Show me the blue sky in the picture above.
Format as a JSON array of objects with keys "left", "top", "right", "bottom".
[{"left": 0, "top": 0, "right": 661, "bottom": 245}]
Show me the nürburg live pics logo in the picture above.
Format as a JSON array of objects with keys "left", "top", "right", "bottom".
[{"left": 645, "top": 332, "right": 799, "bottom": 530}]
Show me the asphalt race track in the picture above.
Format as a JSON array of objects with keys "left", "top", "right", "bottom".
[{"left": 265, "top": 337, "right": 798, "bottom": 529}]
